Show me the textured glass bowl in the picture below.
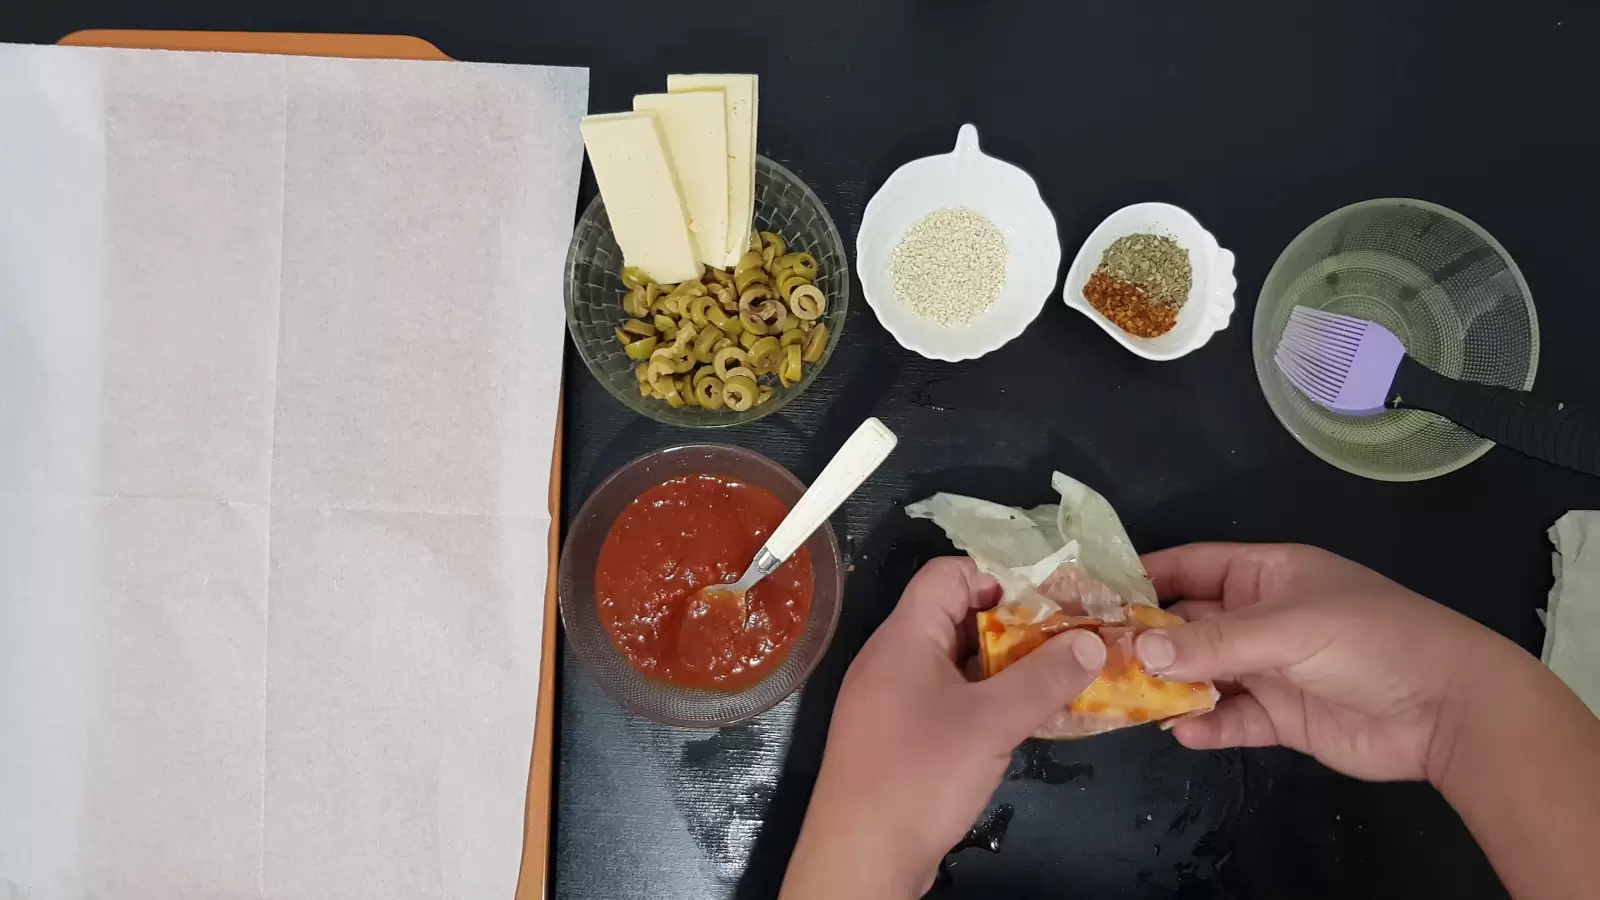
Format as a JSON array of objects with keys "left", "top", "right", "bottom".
[
  {"left": 558, "top": 444, "right": 845, "bottom": 727},
  {"left": 565, "top": 156, "right": 849, "bottom": 426},
  {"left": 1254, "top": 199, "right": 1538, "bottom": 481}
]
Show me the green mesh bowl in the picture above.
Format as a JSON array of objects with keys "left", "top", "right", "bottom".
[
  {"left": 1253, "top": 199, "right": 1539, "bottom": 481},
  {"left": 564, "top": 156, "right": 848, "bottom": 427}
]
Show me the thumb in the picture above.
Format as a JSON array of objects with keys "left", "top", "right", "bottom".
[
  {"left": 971, "top": 630, "right": 1106, "bottom": 748},
  {"left": 1134, "top": 606, "right": 1320, "bottom": 682}
]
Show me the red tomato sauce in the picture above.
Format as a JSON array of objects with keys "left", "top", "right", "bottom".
[{"left": 594, "top": 474, "right": 813, "bottom": 691}]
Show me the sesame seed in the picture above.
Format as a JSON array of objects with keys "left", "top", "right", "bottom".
[{"left": 889, "top": 208, "right": 1008, "bottom": 327}]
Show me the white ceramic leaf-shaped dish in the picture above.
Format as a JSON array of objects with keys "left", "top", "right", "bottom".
[
  {"left": 1063, "top": 202, "right": 1237, "bottom": 361},
  {"left": 857, "top": 124, "right": 1062, "bottom": 362}
]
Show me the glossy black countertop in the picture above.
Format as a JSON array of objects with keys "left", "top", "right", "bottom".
[{"left": 8, "top": 2, "right": 1599, "bottom": 897}]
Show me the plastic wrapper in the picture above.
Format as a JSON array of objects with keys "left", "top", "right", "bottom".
[{"left": 907, "top": 472, "right": 1218, "bottom": 739}]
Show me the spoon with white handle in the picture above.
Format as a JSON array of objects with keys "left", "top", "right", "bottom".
[{"left": 698, "top": 417, "right": 898, "bottom": 617}]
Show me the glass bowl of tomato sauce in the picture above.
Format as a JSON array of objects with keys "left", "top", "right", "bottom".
[{"left": 559, "top": 444, "right": 845, "bottom": 727}]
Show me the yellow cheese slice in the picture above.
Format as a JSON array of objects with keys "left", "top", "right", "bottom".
[
  {"left": 633, "top": 91, "right": 730, "bottom": 269},
  {"left": 579, "top": 111, "right": 702, "bottom": 285},
  {"left": 667, "top": 74, "right": 757, "bottom": 267}
]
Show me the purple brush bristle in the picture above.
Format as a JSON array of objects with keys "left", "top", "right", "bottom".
[{"left": 1274, "top": 307, "right": 1407, "bottom": 416}]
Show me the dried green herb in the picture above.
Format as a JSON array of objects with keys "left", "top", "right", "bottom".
[{"left": 1100, "top": 234, "right": 1192, "bottom": 310}]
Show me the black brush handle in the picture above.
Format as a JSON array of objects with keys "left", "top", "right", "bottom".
[{"left": 1390, "top": 355, "right": 1600, "bottom": 477}]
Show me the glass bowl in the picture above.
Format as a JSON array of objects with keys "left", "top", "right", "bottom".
[
  {"left": 557, "top": 444, "right": 845, "bottom": 727},
  {"left": 1253, "top": 199, "right": 1538, "bottom": 481},
  {"left": 565, "top": 156, "right": 849, "bottom": 426}
]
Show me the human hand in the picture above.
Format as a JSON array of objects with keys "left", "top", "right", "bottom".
[
  {"left": 1133, "top": 542, "right": 1516, "bottom": 784},
  {"left": 780, "top": 557, "right": 1107, "bottom": 900}
]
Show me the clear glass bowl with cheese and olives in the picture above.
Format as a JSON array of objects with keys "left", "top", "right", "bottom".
[{"left": 565, "top": 75, "right": 848, "bottom": 426}]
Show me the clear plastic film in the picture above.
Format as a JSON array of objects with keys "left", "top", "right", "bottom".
[{"left": 907, "top": 472, "right": 1218, "bottom": 739}]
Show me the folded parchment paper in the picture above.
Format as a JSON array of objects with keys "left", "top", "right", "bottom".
[{"left": 0, "top": 43, "right": 587, "bottom": 900}]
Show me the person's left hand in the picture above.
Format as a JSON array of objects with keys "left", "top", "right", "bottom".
[{"left": 780, "top": 557, "right": 1107, "bottom": 900}]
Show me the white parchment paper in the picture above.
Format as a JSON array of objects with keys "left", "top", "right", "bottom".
[{"left": 0, "top": 43, "right": 587, "bottom": 900}]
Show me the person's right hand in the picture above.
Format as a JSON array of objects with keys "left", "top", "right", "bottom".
[{"left": 1133, "top": 542, "right": 1518, "bottom": 785}]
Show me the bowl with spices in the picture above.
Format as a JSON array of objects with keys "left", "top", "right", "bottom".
[
  {"left": 558, "top": 444, "right": 845, "bottom": 727},
  {"left": 856, "top": 124, "right": 1061, "bottom": 362},
  {"left": 1063, "top": 202, "right": 1237, "bottom": 361}
]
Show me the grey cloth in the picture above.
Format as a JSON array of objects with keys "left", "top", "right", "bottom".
[{"left": 1542, "top": 511, "right": 1600, "bottom": 715}]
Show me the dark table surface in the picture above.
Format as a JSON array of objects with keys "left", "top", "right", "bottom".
[{"left": 10, "top": 1, "right": 1600, "bottom": 897}]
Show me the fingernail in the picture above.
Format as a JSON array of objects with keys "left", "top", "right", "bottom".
[
  {"left": 1136, "top": 631, "right": 1176, "bottom": 671},
  {"left": 1068, "top": 631, "right": 1106, "bottom": 671}
]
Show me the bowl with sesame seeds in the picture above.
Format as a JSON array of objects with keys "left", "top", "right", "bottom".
[{"left": 857, "top": 124, "right": 1061, "bottom": 362}]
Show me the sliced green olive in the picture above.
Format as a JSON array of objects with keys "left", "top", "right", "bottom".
[
  {"left": 738, "top": 308, "right": 768, "bottom": 335},
  {"left": 660, "top": 379, "right": 686, "bottom": 408},
  {"left": 802, "top": 323, "right": 829, "bottom": 362},
  {"left": 611, "top": 229, "right": 822, "bottom": 414},
  {"left": 722, "top": 375, "right": 758, "bottom": 412},
  {"left": 624, "top": 286, "right": 646, "bottom": 318},
  {"left": 624, "top": 335, "right": 659, "bottom": 360},
  {"left": 778, "top": 273, "right": 811, "bottom": 301},
  {"left": 692, "top": 325, "right": 724, "bottom": 364},
  {"left": 694, "top": 376, "right": 724, "bottom": 410},
  {"left": 630, "top": 289, "right": 650, "bottom": 319},
  {"left": 738, "top": 318, "right": 766, "bottom": 342},
  {"left": 738, "top": 283, "right": 774, "bottom": 310},
  {"left": 779, "top": 343, "right": 803, "bottom": 387},
  {"left": 668, "top": 281, "right": 706, "bottom": 300},
  {"left": 777, "top": 252, "right": 818, "bottom": 278},
  {"left": 687, "top": 295, "right": 719, "bottom": 328},
  {"left": 735, "top": 250, "right": 765, "bottom": 274},
  {"left": 759, "top": 231, "right": 786, "bottom": 258},
  {"left": 757, "top": 299, "right": 788, "bottom": 333},
  {"left": 657, "top": 336, "right": 696, "bottom": 373},
  {"left": 747, "top": 336, "right": 781, "bottom": 374},
  {"left": 671, "top": 321, "right": 698, "bottom": 348},
  {"left": 648, "top": 346, "right": 679, "bottom": 375},
  {"left": 788, "top": 284, "right": 826, "bottom": 321},
  {"left": 734, "top": 267, "right": 768, "bottom": 294},
  {"left": 622, "top": 266, "right": 651, "bottom": 289},
  {"left": 709, "top": 308, "right": 743, "bottom": 336},
  {"left": 714, "top": 346, "right": 750, "bottom": 380}
]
